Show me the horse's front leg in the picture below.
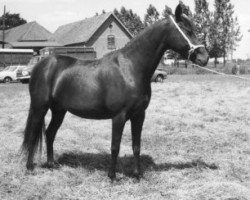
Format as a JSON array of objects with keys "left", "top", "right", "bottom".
[
  {"left": 108, "top": 112, "right": 126, "bottom": 180},
  {"left": 130, "top": 111, "right": 145, "bottom": 179}
]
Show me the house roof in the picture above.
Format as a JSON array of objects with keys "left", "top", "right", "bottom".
[
  {"left": 0, "top": 21, "right": 54, "bottom": 42},
  {"left": 53, "top": 12, "right": 133, "bottom": 46},
  {"left": 9, "top": 41, "right": 62, "bottom": 48}
]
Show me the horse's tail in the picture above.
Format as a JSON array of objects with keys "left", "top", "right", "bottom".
[{"left": 22, "top": 104, "right": 46, "bottom": 159}]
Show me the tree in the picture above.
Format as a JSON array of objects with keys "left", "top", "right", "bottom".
[
  {"left": 193, "top": 0, "right": 212, "bottom": 49},
  {"left": 213, "top": 0, "right": 241, "bottom": 66},
  {"left": 144, "top": 4, "right": 160, "bottom": 27},
  {"left": 227, "top": 16, "right": 242, "bottom": 60},
  {"left": 208, "top": 17, "right": 223, "bottom": 67},
  {"left": 0, "top": 12, "right": 27, "bottom": 30},
  {"left": 114, "top": 7, "right": 144, "bottom": 36}
]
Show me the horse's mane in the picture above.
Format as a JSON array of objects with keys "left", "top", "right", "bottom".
[
  {"left": 123, "top": 19, "right": 167, "bottom": 49},
  {"left": 102, "top": 18, "right": 169, "bottom": 58}
]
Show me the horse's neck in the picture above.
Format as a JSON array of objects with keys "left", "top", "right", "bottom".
[{"left": 123, "top": 21, "right": 170, "bottom": 80}]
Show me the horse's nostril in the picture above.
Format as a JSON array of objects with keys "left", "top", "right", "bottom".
[{"left": 196, "top": 58, "right": 207, "bottom": 66}]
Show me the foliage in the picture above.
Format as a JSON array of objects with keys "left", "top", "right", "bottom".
[
  {"left": 114, "top": 7, "right": 144, "bottom": 36},
  {"left": 227, "top": 16, "right": 242, "bottom": 59},
  {"left": 0, "top": 12, "right": 27, "bottom": 30},
  {"left": 144, "top": 4, "right": 160, "bottom": 27},
  {"left": 193, "top": 0, "right": 222, "bottom": 66},
  {"left": 193, "top": 0, "right": 212, "bottom": 49},
  {"left": 211, "top": 0, "right": 242, "bottom": 66},
  {"left": 208, "top": 13, "right": 223, "bottom": 66}
]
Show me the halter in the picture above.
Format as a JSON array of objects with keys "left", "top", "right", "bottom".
[{"left": 169, "top": 15, "right": 204, "bottom": 60}]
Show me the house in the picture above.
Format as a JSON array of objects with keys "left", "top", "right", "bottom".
[
  {"left": 53, "top": 12, "right": 133, "bottom": 58},
  {"left": 0, "top": 21, "right": 62, "bottom": 54}
]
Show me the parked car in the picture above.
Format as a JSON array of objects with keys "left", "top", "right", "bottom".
[
  {"left": 151, "top": 69, "right": 167, "bottom": 82},
  {"left": 0, "top": 65, "right": 26, "bottom": 83},
  {"left": 17, "top": 56, "right": 42, "bottom": 83}
]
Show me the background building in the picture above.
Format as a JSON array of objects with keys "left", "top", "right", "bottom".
[
  {"left": 0, "top": 12, "right": 133, "bottom": 60},
  {"left": 0, "top": 21, "right": 61, "bottom": 54},
  {"left": 53, "top": 12, "right": 133, "bottom": 58}
]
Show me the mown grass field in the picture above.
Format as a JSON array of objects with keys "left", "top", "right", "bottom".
[{"left": 0, "top": 75, "right": 250, "bottom": 200}]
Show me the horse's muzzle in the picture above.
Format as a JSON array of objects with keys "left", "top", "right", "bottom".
[{"left": 191, "top": 47, "right": 209, "bottom": 67}]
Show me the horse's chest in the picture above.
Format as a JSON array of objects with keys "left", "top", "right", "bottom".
[
  {"left": 129, "top": 94, "right": 150, "bottom": 114},
  {"left": 105, "top": 91, "right": 150, "bottom": 114}
]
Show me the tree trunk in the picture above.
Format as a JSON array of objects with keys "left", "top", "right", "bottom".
[{"left": 223, "top": 52, "right": 226, "bottom": 67}]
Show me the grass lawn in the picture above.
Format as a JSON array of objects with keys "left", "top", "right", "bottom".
[{"left": 0, "top": 75, "right": 250, "bottom": 200}]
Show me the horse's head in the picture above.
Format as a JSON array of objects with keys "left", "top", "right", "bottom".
[{"left": 167, "top": 4, "right": 209, "bottom": 66}]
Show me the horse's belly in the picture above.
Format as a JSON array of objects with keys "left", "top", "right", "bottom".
[
  {"left": 54, "top": 85, "right": 125, "bottom": 119},
  {"left": 52, "top": 69, "right": 131, "bottom": 119},
  {"left": 67, "top": 106, "right": 116, "bottom": 119}
]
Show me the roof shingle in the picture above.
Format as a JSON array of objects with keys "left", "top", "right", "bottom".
[
  {"left": 0, "top": 21, "right": 53, "bottom": 42},
  {"left": 53, "top": 12, "right": 117, "bottom": 45}
]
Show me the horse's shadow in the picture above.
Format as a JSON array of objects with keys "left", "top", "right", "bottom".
[{"left": 56, "top": 152, "right": 218, "bottom": 177}]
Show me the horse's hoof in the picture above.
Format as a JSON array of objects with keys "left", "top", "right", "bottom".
[
  {"left": 134, "top": 172, "right": 142, "bottom": 181},
  {"left": 133, "top": 169, "right": 142, "bottom": 180},
  {"left": 43, "top": 161, "right": 60, "bottom": 169},
  {"left": 26, "top": 163, "right": 36, "bottom": 171},
  {"left": 108, "top": 171, "right": 116, "bottom": 181}
]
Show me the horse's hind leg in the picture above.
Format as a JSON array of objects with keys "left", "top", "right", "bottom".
[
  {"left": 130, "top": 111, "right": 145, "bottom": 179},
  {"left": 45, "top": 107, "right": 66, "bottom": 168}
]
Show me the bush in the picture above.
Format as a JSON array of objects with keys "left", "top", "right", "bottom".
[
  {"left": 161, "top": 61, "right": 250, "bottom": 75},
  {"left": 240, "top": 65, "right": 247, "bottom": 74}
]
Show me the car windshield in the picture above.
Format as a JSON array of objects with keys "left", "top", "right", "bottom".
[
  {"left": 2, "top": 66, "right": 10, "bottom": 71},
  {"left": 2, "top": 66, "right": 17, "bottom": 72}
]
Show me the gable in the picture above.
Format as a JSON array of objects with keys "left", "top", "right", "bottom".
[
  {"left": 87, "top": 15, "right": 132, "bottom": 46},
  {"left": 53, "top": 12, "right": 133, "bottom": 46}
]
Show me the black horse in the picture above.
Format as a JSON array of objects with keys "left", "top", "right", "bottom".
[{"left": 22, "top": 4, "right": 209, "bottom": 180}]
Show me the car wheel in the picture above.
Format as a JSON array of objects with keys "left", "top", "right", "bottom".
[
  {"left": 3, "top": 77, "right": 12, "bottom": 83},
  {"left": 155, "top": 75, "right": 163, "bottom": 83}
]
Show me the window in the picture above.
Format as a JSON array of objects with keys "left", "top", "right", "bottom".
[
  {"left": 107, "top": 35, "right": 116, "bottom": 50},
  {"left": 9, "top": 66, "right": 17, "bottom": 71}
]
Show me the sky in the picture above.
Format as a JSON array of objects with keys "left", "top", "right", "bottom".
[{"left": 1, "top": 0, "right": 250, "bottom": 59}]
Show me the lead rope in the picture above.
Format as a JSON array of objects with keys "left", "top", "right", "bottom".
[{"left": 191, "top": 63, "right": 250, "bottom": 81}]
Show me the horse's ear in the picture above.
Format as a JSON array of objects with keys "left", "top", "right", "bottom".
[{"left": 175, "top": 3, "right": 183, "bottom": 22}]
